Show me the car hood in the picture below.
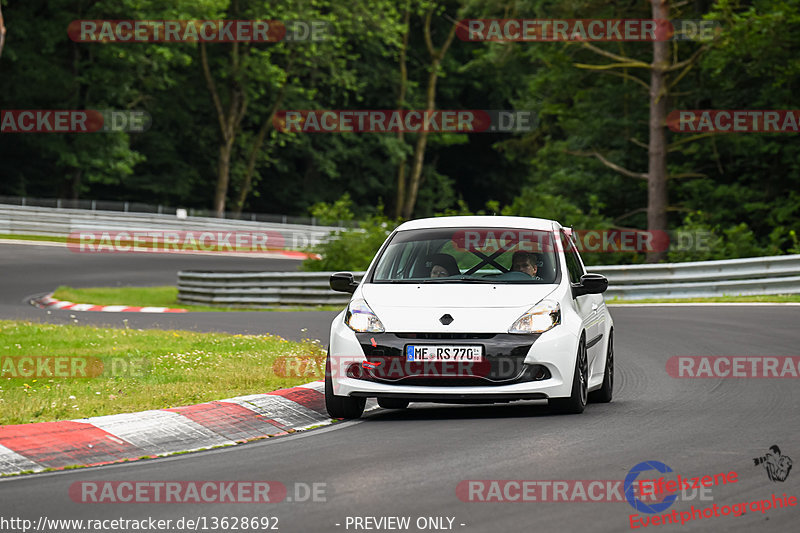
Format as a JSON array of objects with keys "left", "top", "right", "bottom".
[{"left": 360, "top": 283, "right": 557, "bottom": 333}]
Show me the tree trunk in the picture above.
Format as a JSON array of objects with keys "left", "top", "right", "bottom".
[
  {"left": 214, "top": 139, "right": 234, "bottom": 217},
  {"left": 233, "top": 123, "right": 266, "bottom": 217},
  {"left": 234, "top": 87, "right": 286, "bottom": 216},
  {"left": 202, "top": 0, "right": 247, "bottom": 218},
  {"left": 400, "top": 9, "right": 457, "bottom": 219},
  {"left": 68, "top": 38, "right": 86, "bottom": 201},
  {"left": 402, "top": 61, "right": 439, "bottom": 219},
  {"left": 394, "top": 7, "right": 410, "bottom": 218},
  {"left": 71, "top": 169, "right": 82, "bottom": 200},
  {"left": 202, "top": 39, "right": 247, "bottom": 218},
  {"left": 647, "top": 0, "right": 670, "bottom": 263}
]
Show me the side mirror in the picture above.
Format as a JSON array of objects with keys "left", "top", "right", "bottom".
[
  {"left": 330, "top": 272, "right": 359, "bottom": 294},
  {"left": 572, "top": 273, "right": 608, "bottom": 298}
]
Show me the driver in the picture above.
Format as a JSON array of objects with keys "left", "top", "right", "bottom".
[
  {"left": 511, "top": 250, "right": 543, "bottom": 280},
  {"left": 429, "top": 253, "right": 460, "bottom": 278}
]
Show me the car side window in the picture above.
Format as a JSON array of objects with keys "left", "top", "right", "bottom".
[
  {"left": 560, "top": 230, "right": 585, "bottom": 284},
  {"left": 375, "top": 241, "right": 413, "bottom": 280}
]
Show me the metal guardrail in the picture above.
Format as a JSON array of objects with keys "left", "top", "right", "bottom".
[
  {"left": 177, "top": 255, "right": 800, "bottom": 306},
  {"left": 178, "top": 272, "right": 366, "bottom": 307},
  {"left": 0, "top": 203, "right": 341, "bottom": 248},
  {"left": 594, "top": 255, "right": 800, "bottom": 299},
  {"left": 0, "top": 194, "right": 358, "bottom": 227}
]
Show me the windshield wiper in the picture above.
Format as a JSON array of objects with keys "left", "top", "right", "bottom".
[{"left": 421, "top": 276, "right": 497, "bottom": 283}]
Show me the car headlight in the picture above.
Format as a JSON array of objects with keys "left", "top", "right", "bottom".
[
  {"left": 508, "top": 299, "right": 561, "bottom": 334},
  {"left": 345, "top": 299, "right": 385, "bottom": 333}
]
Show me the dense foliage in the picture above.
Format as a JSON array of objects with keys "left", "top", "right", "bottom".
[{"left": 0, "top": 0, "right": 797, "bottom": 266}]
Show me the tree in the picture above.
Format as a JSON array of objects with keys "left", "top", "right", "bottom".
[
  {"left": 647, "top": 0, "right": 670, "bottom": 262},
  {"left": 393, "top": 5, "right": 412, "bottom": 218},
  {"left": 392, "top": 1, "right": 472, "bottom": 219},
  {"left": 400, "top": 6, "right": 460, "bottom": 219},
  {"left": 199, "top": 0, "right": 406, "bottom": 217},
  {"left": 199, "top": 0, "right": 247, "bottom": 217},
  {"left": 0, "top": 0, "right": 796, "bottom": 264},
  {"left": 0, "top": 0, "right": 168, "bottom": 199},
  {"left": 201, "top": 37, "right": 247, "bottom": 218},
  {"left": 567, "top": 0, "right": 709, "bottom": 261},
  {"left": 233, "top": 79, "right": 287, "bottom": 216}
]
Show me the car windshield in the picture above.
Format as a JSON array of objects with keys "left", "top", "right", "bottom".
[{"left": 371, "top": 227, "right": 559, "bottom": 284}]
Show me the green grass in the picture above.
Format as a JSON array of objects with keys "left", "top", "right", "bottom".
[
  {"left": 51, "top": 286, "right": 800, "bottom": 311},
  {"left": 609, "top": 294, "right": 800, "bottom": 304},
  {"left": 0, "top": 320, "right": 327, "bottom": 425},
  {"left": 51, "top": 285, "right": 342, "bottom": 312},
  {"left": 0, "top": 233, "right": 68, "bottom": 243}
]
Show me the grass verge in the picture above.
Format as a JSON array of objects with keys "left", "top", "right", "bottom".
[
  {"left": 51, "top": 285, "right": 343, "bottom": 312},
  {"left": 0, "top": 320, "right": 326, "bottom": 425},
  {"left": 52, "top": 286, "right": 800, "bottom": 311},
  {"left": 0, "top": 233, "right": 68, "bottom": 243},
  {"left": 609, "top": 294, "right": 800, "bottom": 304}
]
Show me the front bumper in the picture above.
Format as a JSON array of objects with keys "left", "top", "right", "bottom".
[
  {"left": 334, "top": 377, "right": 566, "bottom": 402},
  {"left": 329, "top": 320, "right": 579, "bottom": 401}
]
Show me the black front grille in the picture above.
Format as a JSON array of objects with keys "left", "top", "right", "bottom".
[
  {"left": 395, "top": 333, "right": 495, "bottom": 340},
  {"left": 354, "top": 332, "right": 542, "bottom": 387},
  {"left": 384, "top": 365, "right": 550, "bottom": 387},
  {"left": 386, "top": 377, "right": 506, "bottom": 387}
]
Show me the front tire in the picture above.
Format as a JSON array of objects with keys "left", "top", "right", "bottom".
[
  {"left": 550, "top": 336, "right": 588, "bottom": 414},
  {"left": 589, "top": 329, "right": 613, "bottom": 403},
  {"left": 325, "top": 352, "right": 366, "bottom": 419}
]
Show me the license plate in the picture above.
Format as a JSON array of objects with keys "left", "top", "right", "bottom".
[{"left": 405, "top": 345, "right": 484, "bottom": 362}]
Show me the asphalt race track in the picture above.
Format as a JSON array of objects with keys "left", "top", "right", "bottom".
[
  {"left": 1, "top": 241, "right": 799, "bottom": 532},
  {"left": 0, "top": 242, "right": 339, "bottom": 342}
]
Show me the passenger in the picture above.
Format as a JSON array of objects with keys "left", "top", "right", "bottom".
[
  {"left": 510, "top": 250, "right": 543, "bottom": 280},
  {"left": 429, "top": 253, "right": 460, "bottom": 278}
]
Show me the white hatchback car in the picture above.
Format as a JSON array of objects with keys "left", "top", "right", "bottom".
[{"left": 325, "top": 216, "right": 613, "bottom": 419}]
